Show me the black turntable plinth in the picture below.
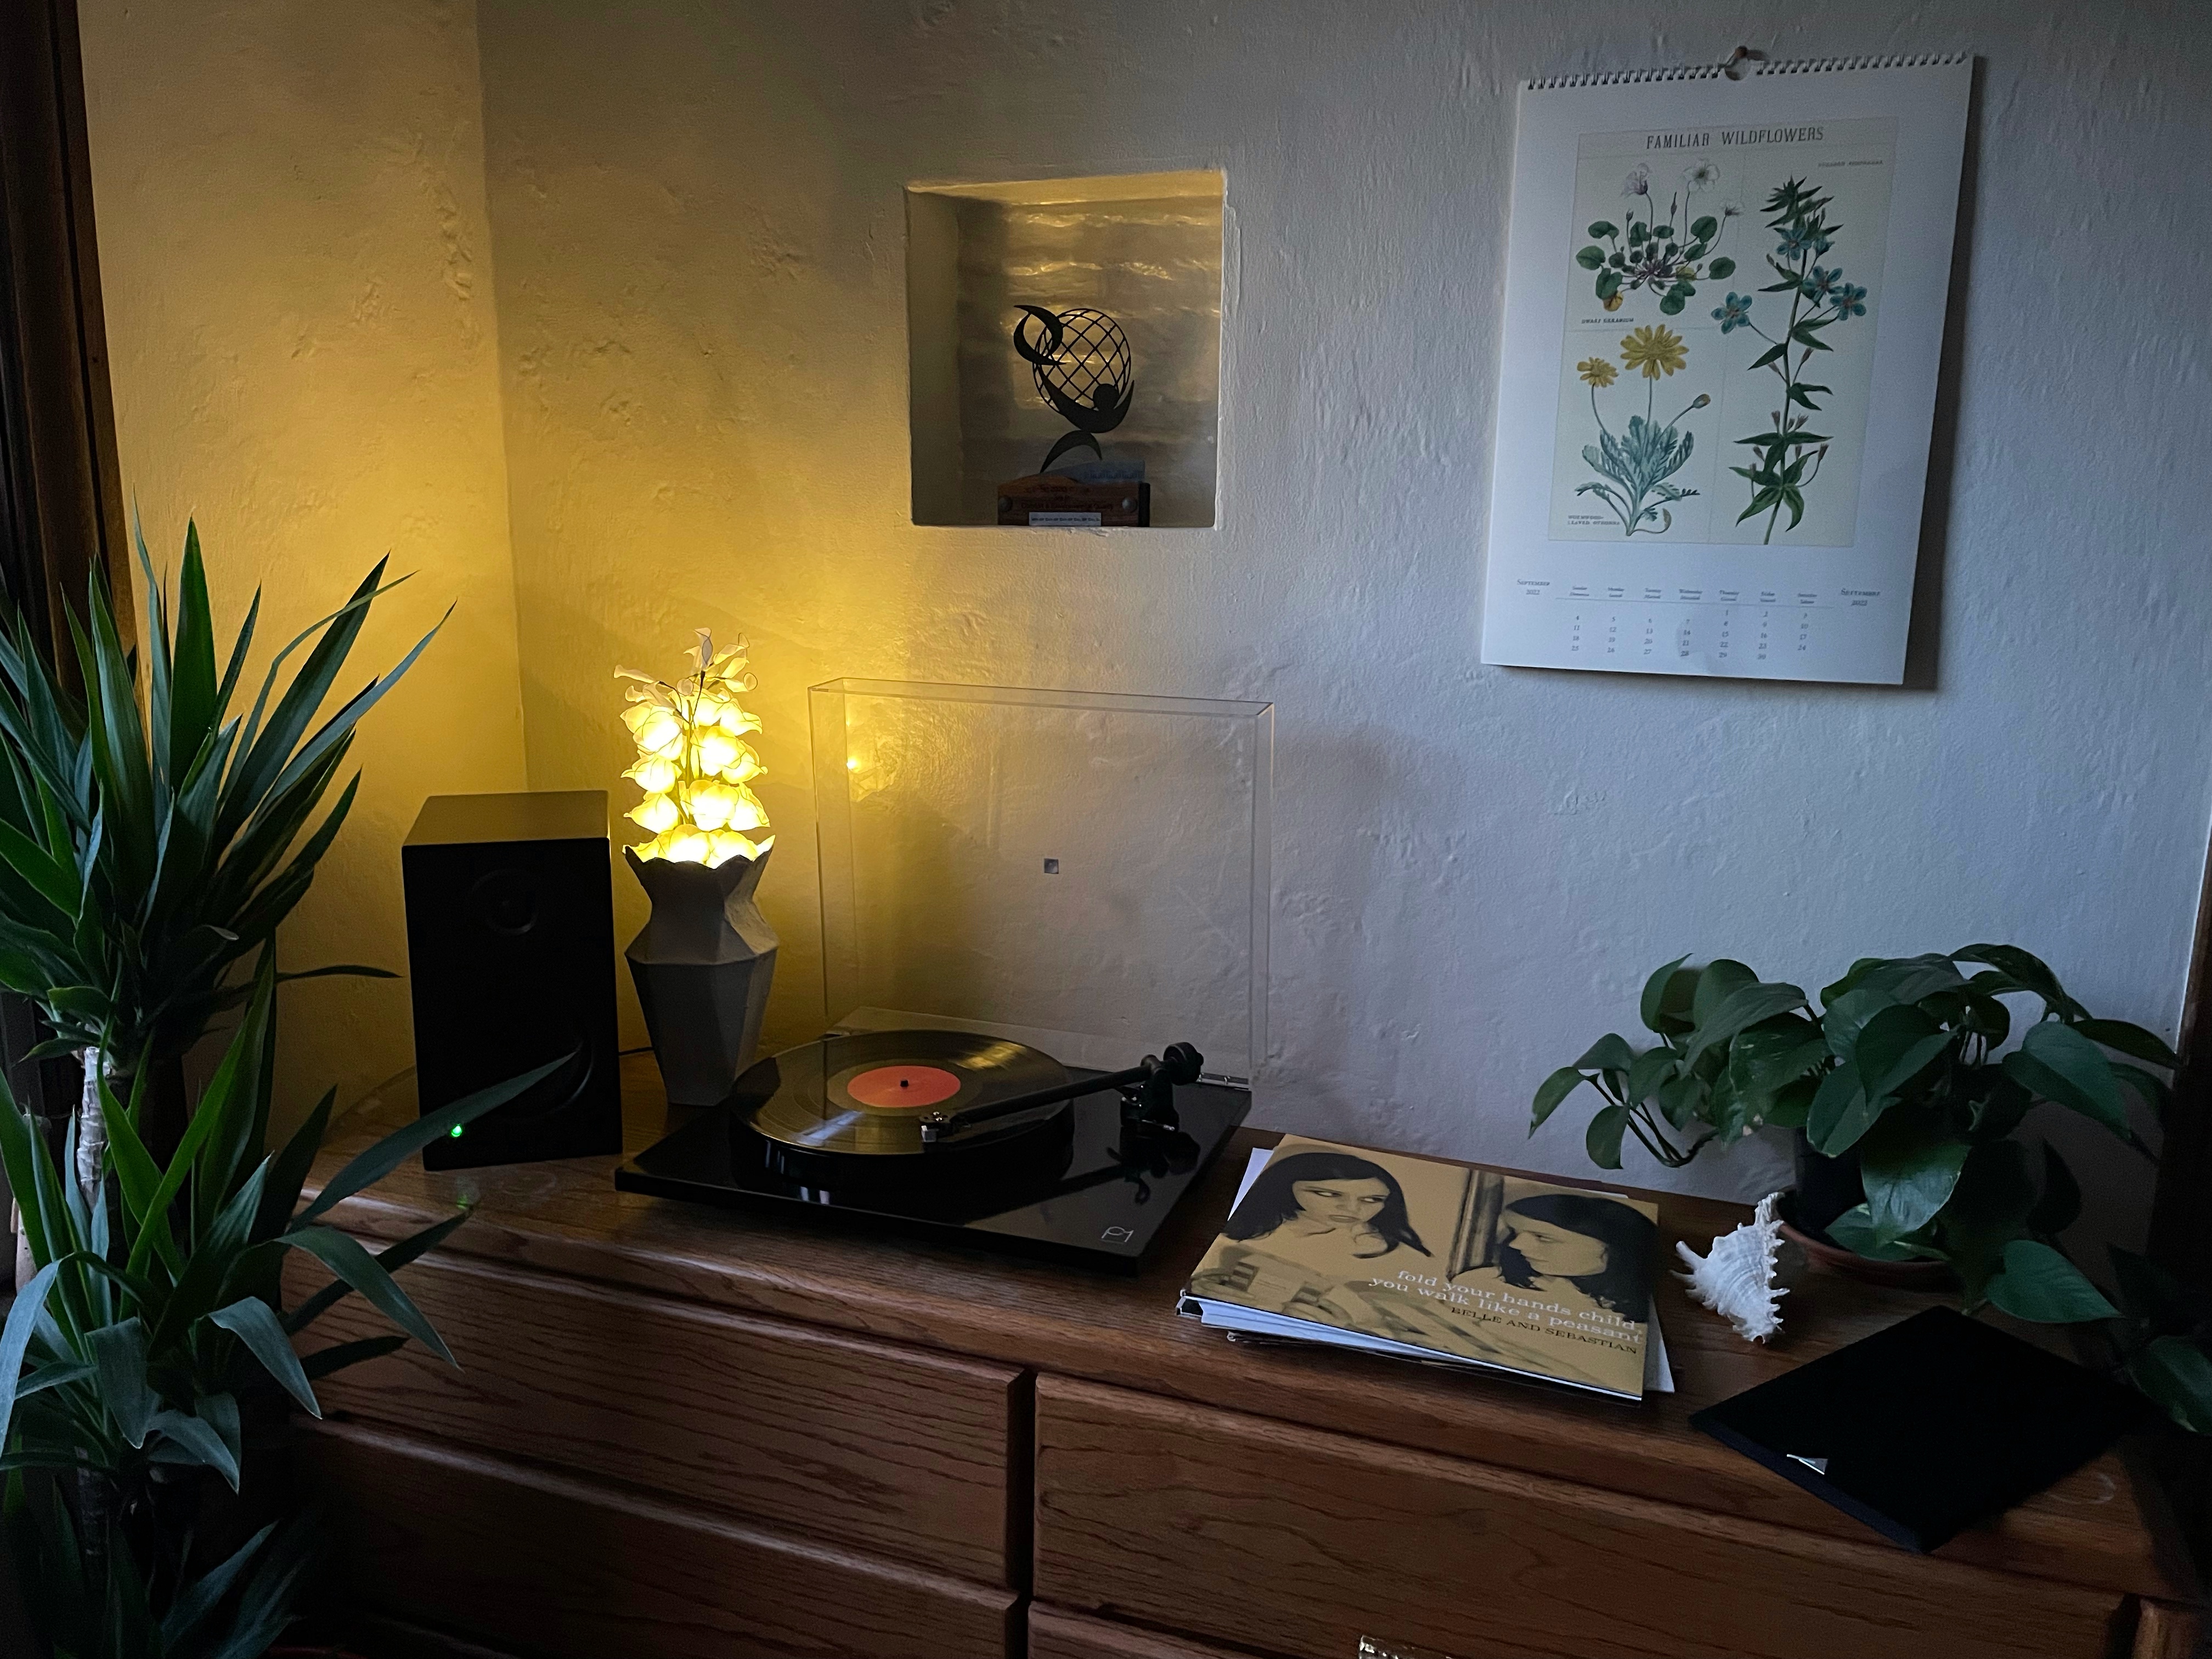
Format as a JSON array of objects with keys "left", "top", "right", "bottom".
[{"left": 614, "top": 1029, "right": 1249, "bottom": 1270}]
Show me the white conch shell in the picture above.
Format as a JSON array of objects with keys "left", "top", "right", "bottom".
[{"left": 1677, "top": 1190, "right": 1789, "bottom": 1343}]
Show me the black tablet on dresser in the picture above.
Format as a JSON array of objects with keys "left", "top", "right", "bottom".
[{"left": 1691, "top": 1305, "right": 2156, "bottom": 1552}]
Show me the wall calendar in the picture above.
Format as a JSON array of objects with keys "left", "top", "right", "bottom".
[{"left": 1480, "top": 53, "right": 1972, "bottom": 684}]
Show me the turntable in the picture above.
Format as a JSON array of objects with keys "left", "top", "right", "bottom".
[{"left": 616, "top": 679, "right": 1272, "bottom": 1270}]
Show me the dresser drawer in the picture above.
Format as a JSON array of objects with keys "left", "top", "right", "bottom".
[
  {"left": 1033, "top": 1377, "right": 2128, "bottom": 1659},
  {"left": 300, "top": 1419, "right": 1019, "bottom": 1659},
  {"left": 1030, "top": 1604, "right": 1263, "bottom": 1658},
  {"left": 292, "top": 1249, "right": 1021, "bottom": 1582}
]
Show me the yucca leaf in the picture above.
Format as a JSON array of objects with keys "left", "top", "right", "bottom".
[
  {"left": 167, "top": 521, "right": 222, "bottom": 780},
  {"left": 149, "top": 1163, "right": 270, "bottom": 1353},
  {"left": 0, "top": 1091, "right": 53, "bottom": 1269},
  {"left": 192, "top": 954, "right": 277, "bottom": 1229},
  {"left": 0, "top": 1264, "right": 61, "bottom": 1454},
  {"left": 101, "top": 1085, "right": 182, "bottom": 1279},
  {"left": 75, "top": 579, "right": 156, "bottom": 894},
  {"left": 296, "top": 1052, "right": 568, "bottom": 1226},
  {"left": 257, "top": 1086, "right": 335, "bottom": 1240},
  {"left": 133, "top": 515, "right": 175, "bottom": 798},
  {"left": 86, "top": 1318, "right": 157, "bottom": 1447},
  {"left": 252, "top": 610, "right": 446, "bottom": 819},
  {"left": 0, "top": 744, "right": 34, "bottom": 839},
  {"left": 222, "top": 560, "right": 399, "bottom": 840},
  {"left": 282, "top": 1226, "right": 454, "bottom": 1364},
  {"left": 284, "top": 1209, "right": 469, "bottom": 1334},
  {"left": 203, "top": 743, "right": 351, "bottom": 924},
  {"left": 42, "top": 984, "right": 108, "bottom": 1021},
  {"left": 14, "top": 1357, "right": 93, "bottom": 1397},
  {"left": 146, "top": 1407, "right": 242, "bottom": 1489},
  {"left": 57, "top": 1113, "right": 91, "bottom": 1254},
  {"left": 206, "top": 1510, "right": 320, "bottom": 1659},
  {"left": 208, "top": 1296, "right": 320, "bottom": 1417},
  {"left": 159, "top": 1519, "right": 274, "bottom": 1645},
  {"left": 0, "top": 816, "right": 80, "bottom": 922}
]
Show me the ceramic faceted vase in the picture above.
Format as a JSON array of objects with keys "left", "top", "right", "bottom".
[{"left": 624, "top": 843, "right": 778, "bottom": 1107}]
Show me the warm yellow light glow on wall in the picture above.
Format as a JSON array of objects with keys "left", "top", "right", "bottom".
[{"left": 617, "top": 630, "right": 773, "bottom": 867}]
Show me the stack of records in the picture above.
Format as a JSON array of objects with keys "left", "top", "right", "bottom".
[{"left": 1180, "top": 1136, "right": 1671, "bottom": 1401}]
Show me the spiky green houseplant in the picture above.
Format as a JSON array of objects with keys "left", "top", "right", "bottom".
[
  {"left": 0, "top": 522, "right": 437, "bottom": 1211},
  {"left": 0, "top": 952, "right": 557, "bottom": 1657}
]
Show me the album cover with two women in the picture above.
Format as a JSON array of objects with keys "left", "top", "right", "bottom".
[{"left": 1182, "top": 1135, "right": 1661, "bottom": 1400}]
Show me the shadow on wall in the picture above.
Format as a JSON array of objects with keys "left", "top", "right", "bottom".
[{"left": 1900, "top": 55, "right": 1983, "bottom": 692}]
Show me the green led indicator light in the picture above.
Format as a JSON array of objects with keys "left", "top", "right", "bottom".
[{"left": 448, "top": 1125, "right": 464, "bottom": 1138}]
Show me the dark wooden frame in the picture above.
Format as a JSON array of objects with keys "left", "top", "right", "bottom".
[
  {"left": 2151, "top": 847, "right": 2212, "bottom": 1290},
  {"left": 0, "top": 0, "right": 129, "bottom": 652}
]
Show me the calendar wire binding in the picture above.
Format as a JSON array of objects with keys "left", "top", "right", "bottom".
[{"left": 1526, "top": 50, "right": 1967, "bottom": 92}]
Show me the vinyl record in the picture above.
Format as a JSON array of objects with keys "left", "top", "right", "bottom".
[{"left": 743, "top": 1029, "right": 1069, "bottom": 1159}]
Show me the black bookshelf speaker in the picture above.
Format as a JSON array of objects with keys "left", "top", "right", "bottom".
[{"left": 402, "top": 791, "right": 622, "bottom": 1170}]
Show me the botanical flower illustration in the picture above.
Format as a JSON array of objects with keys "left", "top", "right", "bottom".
[
  {"left": 1577, "top": 165, "right": 1737, "bottom": 314},
  {"left": 1620, "top": 324, "right": 1689, "bottom": 380},
  {"left": 1576, "top": 325, "right": 1709, "bottom": 538},
  {"left": 1723, "top": 176, "right": 1875, "bottom": 543}
]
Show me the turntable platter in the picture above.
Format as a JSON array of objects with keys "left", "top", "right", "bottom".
[{"left": 744, "top": 1029, "right": 1069, "bottom": 1159}]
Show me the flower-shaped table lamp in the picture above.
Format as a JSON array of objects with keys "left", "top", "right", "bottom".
[{"left": 617, "top": 631, "right": 777, "bottom": 1106}]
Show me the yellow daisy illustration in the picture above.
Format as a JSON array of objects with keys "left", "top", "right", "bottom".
[
  {"left": 1576, "top": 357, "right": 1618, "bottom": 388},
  {"left": 1620, "top": 324, "right": 1688, "bottom": 380}
]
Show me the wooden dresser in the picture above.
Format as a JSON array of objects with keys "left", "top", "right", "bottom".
[{"left": 290, "top": 1058, "right": 2203, "bottom": 1659}]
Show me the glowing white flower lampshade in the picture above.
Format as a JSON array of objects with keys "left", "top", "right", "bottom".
[
  {"left": 614, "top": 629, "right": 781, "bottom": 1103},
  {"left": 614, "top": 629, "right": 774, "bottom": 868}
]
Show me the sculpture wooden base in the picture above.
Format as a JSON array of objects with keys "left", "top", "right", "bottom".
[{"left": 997, "top": 474, "right": 1150, "bottom": 527}]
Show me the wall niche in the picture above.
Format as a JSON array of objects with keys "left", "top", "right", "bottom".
[{"left": 906, "top": 170, "right": 1223, "bottom": 528}]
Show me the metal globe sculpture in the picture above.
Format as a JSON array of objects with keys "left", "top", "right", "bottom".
[{"left": 1012, "top": 304, "right": 1135, "bottom": 475}]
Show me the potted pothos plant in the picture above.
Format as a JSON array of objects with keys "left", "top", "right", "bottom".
[{"left": 1534, "top": 947, "right": 2212, "bottom": 1434}]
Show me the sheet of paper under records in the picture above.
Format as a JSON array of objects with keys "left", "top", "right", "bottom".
[{"left": 1478, "top": 52, "right": 1971, "bottom": 684}]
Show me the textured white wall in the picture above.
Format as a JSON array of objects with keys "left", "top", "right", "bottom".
[
  {"left": 77, "top": 0, "right": 527, "bottom": 1119},
  {"left": 473, "top": 0, "right": 2212, "bottom": 1235},
  {"left": 65, "top": 2, "right": 2211, "bottom": 1245}
]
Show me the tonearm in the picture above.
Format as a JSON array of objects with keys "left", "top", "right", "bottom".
[{"left": 918, "top": 1041, "right": 1203, "bottom": 1147}]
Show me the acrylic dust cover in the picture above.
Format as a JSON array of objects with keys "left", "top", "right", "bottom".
[{"left": 1182, "top": 1136, "right": 1661, "bottom": 1400}]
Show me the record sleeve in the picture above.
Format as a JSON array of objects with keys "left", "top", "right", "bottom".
[
  {"left": 1180, "top": 1136, "right": 1661, "bottom": 1401},
  {"left": 1690, "top": 1306, "right": 2154, "bottom": 1551}
]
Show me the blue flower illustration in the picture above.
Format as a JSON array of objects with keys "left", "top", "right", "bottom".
[
  {"left": 1801, "top": 265, "right": 1842, "bottom": 302},
  {"left": 1776, "top": 222, "right": 1831, "bottom": 259},
  {"left": 1832, "top": 283, "right": 1868, "bottom": 318},
  {"left": 1712, "top": 292, "right": 1754, "bottom": 332}
]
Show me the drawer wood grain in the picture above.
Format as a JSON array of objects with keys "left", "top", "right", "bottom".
[
  {"left": 1034, "top": 1377, "right": 2128, "bottom": 1659},
  {"left": 351, "top": 1615, "right": 522, "bottom": 1659},
  {"left": 290, "top": 1249, "right": 1020, "bottom": 1582},
  {"left": 1030, "top": 1604, "right": 1260, "bottom": 1658},
  {"left": 299, "top": 1419, "right": 1018, "bottom": 1659}
]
